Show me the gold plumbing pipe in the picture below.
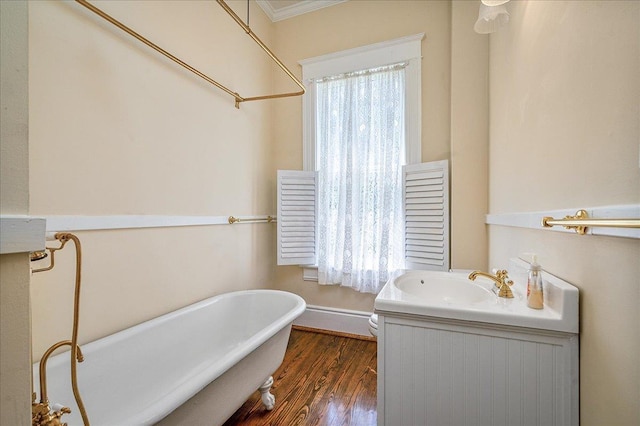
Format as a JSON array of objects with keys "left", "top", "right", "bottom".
[
  {"left": 38, "top": 341, "right": 84, "bottom": 408},
  {"left": 31, "top": 242, "right": 63, "bottom": 274},
  {"left": 74, "top": 0, "right": 305, "bottom": 109},
  {"left": 32, "top": 233, "right": 90, "bottom": 426},
  {"left": 63, "top": 233, "right": 89, "bottom": 426}
]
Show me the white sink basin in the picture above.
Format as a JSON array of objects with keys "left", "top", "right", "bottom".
[
  {"left": 393, "top": 270, "right": 494, "bottom": 304},
  {"left": 375, "top": 258, "right": 579, "bottom": 333}
]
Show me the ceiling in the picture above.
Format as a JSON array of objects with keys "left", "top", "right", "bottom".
[{"left": 256, "top": 0, "right": 348, "bottom": 22}]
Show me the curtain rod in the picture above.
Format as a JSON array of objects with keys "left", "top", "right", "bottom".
[{"left": 75, "top": 0, "right": 305, "bottom": 109}]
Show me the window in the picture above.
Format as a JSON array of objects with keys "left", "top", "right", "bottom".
[
  {"left": 277, "top": 34, "right": 450, "bottom": 294},
  {"left": 314, "top": 63, "right": 407, "bottom": 293}
]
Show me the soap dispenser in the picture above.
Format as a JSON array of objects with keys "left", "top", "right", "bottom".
[{"left": 527, "top": 255, "right": 544, "bottom": 309}]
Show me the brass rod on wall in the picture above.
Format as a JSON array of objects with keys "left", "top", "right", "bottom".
[
  {"left": 541, "top": 209, "right": 640, "bottom": 235},
  {"left": 74, "top": 0, "right": 305, "bottom": 109},
  {"left": 228, "top": 215, "right": 276, "bottom": 224}
]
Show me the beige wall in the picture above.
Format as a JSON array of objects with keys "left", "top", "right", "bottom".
[
  {"left": 488, "top": 1, "right": 640, "bottom": 425},
  {"left": 0, "top": 1, "right": 32, "bottom": 423},
  {"left": 271, "top": 0, "right": 453, "bottom": 311},
  {"left": 28, "top": 0, "right": 278, "bottom": 358},
  {"left": 451, "top": 1, "right": 489, "bottom": 271}
]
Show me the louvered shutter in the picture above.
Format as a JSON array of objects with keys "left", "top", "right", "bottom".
[
  {"left": 403, "top": 160, "right": 450, "bottom": 271},
  {"left": 277, "top": 170, "right": 317, "bottom": 266}
]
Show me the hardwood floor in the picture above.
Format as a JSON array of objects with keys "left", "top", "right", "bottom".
[{"left": 223, "top": 328, "right": 377, "bottom": 426}]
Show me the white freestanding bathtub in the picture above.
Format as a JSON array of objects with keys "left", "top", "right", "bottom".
[{"left": 33, "top": 290, "right": 306, "bottom": 426}]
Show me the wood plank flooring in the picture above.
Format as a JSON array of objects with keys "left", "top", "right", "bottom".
[{"left": 223, "top": 328, "right": 377, "bottom": 426}]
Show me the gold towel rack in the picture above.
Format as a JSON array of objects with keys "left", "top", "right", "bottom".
[
  {"left": 541, "top": 209, "right": 640, "bottom": 235},
  {"left": 228, "top": 215, "right": 276, "bottom": 224},
  {"left": 75, "top": 0, "right": 305, "bottom": 108}
]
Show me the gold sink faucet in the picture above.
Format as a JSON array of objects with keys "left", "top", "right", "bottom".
[{"left": 468, "top": 269, "right": 514, "bottom": 298}]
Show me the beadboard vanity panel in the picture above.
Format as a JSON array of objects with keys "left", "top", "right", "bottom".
[{"left": 377, "top": 314, "right": 579, "bottom": 426}]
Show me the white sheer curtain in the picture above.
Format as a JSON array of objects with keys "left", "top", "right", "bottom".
[{"left": 316, "top": 63, "right": 406, "bottom": 294}]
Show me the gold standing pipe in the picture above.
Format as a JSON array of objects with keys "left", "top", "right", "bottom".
[
  {"left": 74, "top": 0, "right": 305, "bottom": 109},
  {"left": 541, "top": 209, "right": 640, "bottom": 235},
  {"left": 38, "top": 341, "right": 84, "bottom": 409},
  {"left": 64, "top": 233, "right": 90, "bottom": 426},
  {"left": 32, "top": 233, "right": 90, "bottom": 426}
]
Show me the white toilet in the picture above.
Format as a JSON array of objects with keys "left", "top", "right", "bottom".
[{"left": 368, "top": 313, "right": 378, "bottom": 338}]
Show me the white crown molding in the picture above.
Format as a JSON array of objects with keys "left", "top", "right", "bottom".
[
  {"left": 255, "top": 0, "right": 276, "bottom": 21},
  {"left": 257, "top": 0, "right": 348, "bottom": 22}
]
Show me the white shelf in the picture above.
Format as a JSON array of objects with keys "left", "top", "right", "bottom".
[{"left": 0, "top": 216, "right": 46, "bottom": 254}]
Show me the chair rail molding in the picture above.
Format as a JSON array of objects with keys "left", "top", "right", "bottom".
[
  {"left": 43, "top": 215, "right": 277, "bottom": 232},
  {"left": 486, "top": 204, "right": 640, "bottom": 239}
]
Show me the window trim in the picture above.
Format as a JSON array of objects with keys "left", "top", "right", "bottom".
[{"left": 299, "top": 33, "right": 424, "bottom": 172}]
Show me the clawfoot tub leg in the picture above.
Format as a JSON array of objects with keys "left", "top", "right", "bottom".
[{"left": 258, "top": 376, "right": 275, "bottom": 410}]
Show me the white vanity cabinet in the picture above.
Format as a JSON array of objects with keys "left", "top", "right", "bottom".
[
  {"left": 376, "top": 313, "right": 579, "bottom": 426},
  {"left": 374, "top": 261, "right": 580, "bottom": 426}
]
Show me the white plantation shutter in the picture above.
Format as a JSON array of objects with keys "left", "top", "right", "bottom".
[
  {"left": 277, "top": 170, "right": 317, "bottom": 265},
  {"left": 403, "top": 160, "right": 450, "bottom": 271}
]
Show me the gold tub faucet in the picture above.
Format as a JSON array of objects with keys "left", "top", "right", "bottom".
[
  {"left": 468, "top": 269, "right": 514, "bottom": 298},
  {"left": 31, "top": 233, "right": 90, "bottom": 426}
]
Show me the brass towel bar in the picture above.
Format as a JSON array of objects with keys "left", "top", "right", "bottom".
[
  {"left": 75, "top": 0, "right": 305, "bottom": 108},
  {"left": 228, "top": 215, "right": 276, "bottom": 224},
  {"left": 542, "top": 209, "right": 640, "bottom": 235}
]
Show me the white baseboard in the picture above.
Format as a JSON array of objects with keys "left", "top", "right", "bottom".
[{"left": 293, "top": 304, "right": 373, "bottom": 337}]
